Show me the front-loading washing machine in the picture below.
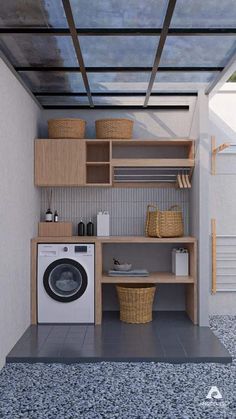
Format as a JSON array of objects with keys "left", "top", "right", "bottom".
[{"left": 37, "top": 243, "right": 94, "bottom": 323}]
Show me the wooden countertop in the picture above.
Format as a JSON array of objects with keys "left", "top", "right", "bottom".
[{"left": 32, "top": 236, "right": 196, "bottom": 243}]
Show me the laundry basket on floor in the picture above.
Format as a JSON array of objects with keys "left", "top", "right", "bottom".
[{"left": 116, "top": 284, "right": 156, "bottom": 324}]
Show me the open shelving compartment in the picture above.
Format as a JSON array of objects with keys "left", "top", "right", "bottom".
[
  {"left": 97, "top": 236, "right": 197, "bottom": 325},
  {"left": 85, "top": 139, "right": 195, "bottom": 187},
  {"left": 111, "top": 139, "right": 194, "bottom": 187},
  {"left": 86, "top": 140, "right": 112, "bottom": 185}
]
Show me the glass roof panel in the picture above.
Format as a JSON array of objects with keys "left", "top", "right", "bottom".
[
  {"left": 87, "top": 72, "right": 150, "bottom": 92},
  {"left": 155, "top": 72, "right": 218, "bottom": 84},
  {"left": 71, "top": 0, "right": 167, "bottom": 28},
  {"left": 19, "top": 71, "right": 86, "bottom": 93},
  {"left": 80, "top": 36, "right": 159, "bottom": 67},
  {"left": 0, "top": 35, "right": 77, "bottom": 66},
  {"left": 92, "top": 96, "right": 145, "bottom": 105},
  {"left": 0, "top": 0, "right": 67, "bottom": 28},
  {"left": 171, "top": 0, "right": 236, "bottom": 28},
  {"left": 161, "top": 36, "right": 236, "bottom": 67},
  {"left": 37, "top": 96, "right": 89, "bottom": 106}
]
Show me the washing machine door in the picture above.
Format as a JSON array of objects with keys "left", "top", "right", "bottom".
[{"left": 43, "top": 258, "right": 88, "bottom": 302}]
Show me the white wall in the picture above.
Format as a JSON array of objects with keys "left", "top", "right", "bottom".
[
  {"left": 189, "top": 91, "right": 211, "bottom": 326},
  {"left": 0, "top": 59, "right": 41, "bottom": 368},
  {"left": 209, "top": 84, "right": 236, "bottom": 314},
  {"left": 42, "top": 96, "right": 196, "bottom": 138}
]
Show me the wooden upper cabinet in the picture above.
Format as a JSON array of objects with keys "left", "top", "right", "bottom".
[{"left": 35, "top": 139, "right": 85, "bottom": 186}]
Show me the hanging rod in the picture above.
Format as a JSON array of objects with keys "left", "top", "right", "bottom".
[
  {"left": 114, "top": 174, "right": 177, "bottom": 178},
  {"left": 114, "top": 167, "right": 191, "bottom": 171},
  {"left": 216, "top": 235, "right": 236, "bottom": 238},
  {"left": 113, "top": 179, "right": 176, "bottom": 183},
  {"left": 216, "top": 273, "right": 236, "bottom": 276},
  {"left": 214, "top": 289, "right": 236, "bottom": 292}
]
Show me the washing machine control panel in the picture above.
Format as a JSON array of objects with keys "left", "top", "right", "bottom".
[
  {"left": 39, "top": 244, "right": 94, "bottom": 257},
  {"left": 61, "top": 244, "right": 93, "bottom": 255},
  {"left": 75, "top": 245, "right": 88, "bottom": 253}
]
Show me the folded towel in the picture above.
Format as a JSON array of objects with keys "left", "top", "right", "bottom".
[{"left": 108, "top": 269, "right": 149, "bottom": 277}]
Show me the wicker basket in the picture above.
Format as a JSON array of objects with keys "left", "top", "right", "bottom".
[
  {"left": 146, "top": 204, "right": 184, "bottom": 238},
  {"left": 48, "top": 118, "right": 86, "bottom": 139},
  {"left": 116, "top": 284, "right": 156, "bottom": 324},
  {"left": 145, "top": 205, "right": 161, "bottom": 238},
  {"left": 95, "top": 118, "right": 133, "bottom": 139}
]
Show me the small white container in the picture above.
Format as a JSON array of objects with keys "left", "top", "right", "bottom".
[
  {"left": 172, "top": 248, "right": 189, "bottom": 276},
  {"left": 97, "top": 211, "right": 110, "bottom": 236}
]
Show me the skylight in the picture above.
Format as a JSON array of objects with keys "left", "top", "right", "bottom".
[{"left": 0, "top": 0, "right": 235, "bottom": 108}]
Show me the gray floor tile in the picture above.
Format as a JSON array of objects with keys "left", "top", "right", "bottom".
[{"left": 6, "top": 311, "right": 232, "bottom": 364}]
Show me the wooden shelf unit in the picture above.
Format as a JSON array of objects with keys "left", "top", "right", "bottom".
[
  {"left": 98, "top": 237, "right": 197, "bottom": 325},
  {"left": 101, "top": 272, "right": 195, "bottom": 284},
  {"left": 111, "top": 158, "right": 194, "bottom": 167},
  {"left": 31, "top": 236, "right": 197, "bottom": 326},
  {"left": 35, "top": 139, "right": 194, "bottom": 187}
]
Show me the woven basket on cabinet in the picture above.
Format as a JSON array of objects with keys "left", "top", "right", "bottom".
[
  {"left": 145, "top": 204, "right": 184, "bottom": 238},
  {"left": 95, "top": 118, "right": 133, "bottom": 139},
  {"left": 116, "top": 284, "right": 156, "bottom": 324},
  {"left": 48, "top": 118, "right": 86, "bottom": 139}
]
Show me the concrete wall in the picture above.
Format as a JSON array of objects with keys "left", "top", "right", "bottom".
[
  {"left": 0, "top": 59, "right": 41, "bottom": 368},
  {"left": 209, "top": 84, "right": 236, "bottom": 314}
]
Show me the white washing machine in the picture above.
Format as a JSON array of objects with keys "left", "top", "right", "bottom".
[{"left": 37, "top": 243, "right": 94, "bottom": 323}]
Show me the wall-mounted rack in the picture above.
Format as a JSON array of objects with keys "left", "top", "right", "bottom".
[
  {"left": 211, "top": 218, "right": 236, "bottom": 293},
  {"left": 111, "top": 139, "right": 194, "bottom": 188},
  {"left": 113, "top": 167, "right": 192, "bottom": 188},
  {"left": 211, "top": 136, "right": 236, "bottom": 175}
]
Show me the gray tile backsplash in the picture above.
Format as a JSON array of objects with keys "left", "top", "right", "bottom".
[{"left": 41, "top": 188, "right": 189, "bottom": 236}]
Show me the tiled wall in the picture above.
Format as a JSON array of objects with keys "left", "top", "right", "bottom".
[{"left": 41, "top": 188, "right": 190, "bottom": 236}]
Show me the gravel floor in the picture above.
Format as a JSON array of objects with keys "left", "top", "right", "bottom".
[{"left": 0, "top": 316, "right": 235, "bottom": 419}]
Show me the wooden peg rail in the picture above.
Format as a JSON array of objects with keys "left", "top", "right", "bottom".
[
  {"left": 211, "top": 218, "right": 217, "bottom": 294},
  {"left": 211, "top": 136, "right": 231, "bottom": 175}
]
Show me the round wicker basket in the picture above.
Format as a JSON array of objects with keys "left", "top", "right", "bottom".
[
  {"left": 95, "top": 118, "right": 133, "bottom": 139},
  {"left": 116, "top": 284, "right": 156, "bottom": 324},
  {"left": 48, "top": 118, "right": 86, "bottom": 139}
]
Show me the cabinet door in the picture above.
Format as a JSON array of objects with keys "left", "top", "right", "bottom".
[{"left": 35, "top": 139, "right": 85, "bottom": 186}]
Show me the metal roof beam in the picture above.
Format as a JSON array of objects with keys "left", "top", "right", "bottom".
[
  {"left": 62, "top": 0, "right": 93, "bottom": 107},
  {"left": 34, "top": 91, "right": 198, "bottom": 97},
  {"left": 16, "top": 66, "right": 223, "bottom": 72},
  {"left": 144, "top": 0, "right": 177, "bottom": 107},
  {"left": 43, "top": 105, "right": 189, "bottom": 110},
  {"left": 205, "top": 50, "right": 236, "bottom": 96},
  {"left": 0, "top": 28, "right": 236, "bottom": 36}
]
